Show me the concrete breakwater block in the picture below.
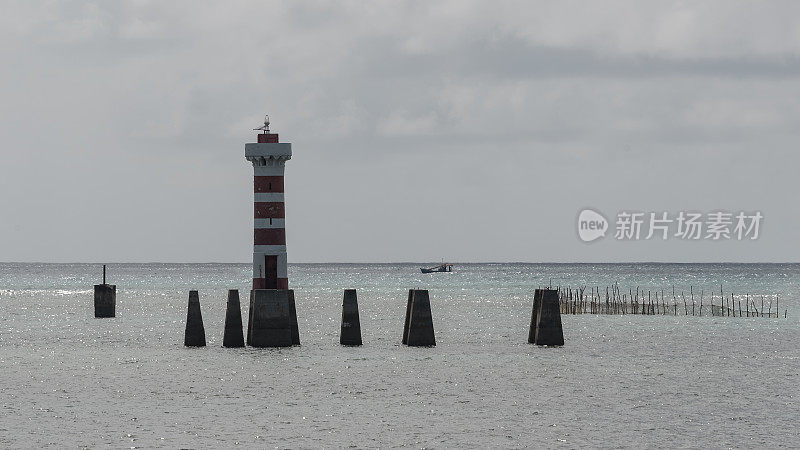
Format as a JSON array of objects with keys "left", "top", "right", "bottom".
[
  {"left": 93, "top": 284, "right": 116, "bottom": 318},
  {"left": 223, "top": 289, "right": 245, "bottom": 348},
  {"left": 403, "top": 289, "right": 436, "bottom": 347},
  {"left": 247, "top": 290, "right": 254, "bottom": 346},
  {"left": 530, "top": 288, "right": 564, "bottom": 346},
  {"left": 340, "top": 289, "right": 362, "bottom": 346},
  {"left": 184, "top": 290, "right": 207, "bottom": 347},
  {"left": 93, "top": 264, "right": 115, "bottom": 318},
  {"left": 527, "top": 289, "right": 543, "bottom": 344},
  {"left": 287, "top": 290, "right": 300, "bottom": 346},
  {"left": 402, "top": 289, "right": 413, "bottom": 345},
  {"left": 248, "top": 289, "right": 300, "bottom": 348}
]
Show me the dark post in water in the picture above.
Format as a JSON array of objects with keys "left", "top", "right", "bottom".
[
  {"left": 340, "top": 289, "right": 362, "bottom": 346},
  {"left": 184, "top": 290, "right": 207, "bottom": 347},
  {"left": 248, "top": 289, "right": 300, "bottom": 347},
  {"left": 402, "top": 289, "right": 413, "bottom": 344},
  {"left": 530, "top": 288, "right": 564, "bottom": 346},
  {"left": 93, "top": 264, "right": 116, "bottom": 318},
  {"left": 246, "top": 290, "right": 254, "bottom": 346},
  {"left": 527, "top": 289, "right": 543, "bottom": 344},
  {"left": 403, "top": 289, "right": 436, "bottom": 346},
  {"left": 287, "top": 290, "right": 300, "bottom": 345},
  {"left": 222, "top": 289, "right": 244, "bottom": 348}
]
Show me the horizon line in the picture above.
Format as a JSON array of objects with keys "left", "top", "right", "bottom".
[{"left": 1, "top": 261, "right": 799, "bottom": 265}]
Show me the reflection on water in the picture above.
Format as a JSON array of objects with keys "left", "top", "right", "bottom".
[{"left": 0, "top": 263, "right": 798, "bottom": 447}]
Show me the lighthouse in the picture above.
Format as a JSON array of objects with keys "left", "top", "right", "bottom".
[{"left": 245, "top": 115, "right": 291, "bottom": 289}]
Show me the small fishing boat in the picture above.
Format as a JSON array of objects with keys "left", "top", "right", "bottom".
[{"left": 420, "top": 263, "right": 453, "bottom": 274}]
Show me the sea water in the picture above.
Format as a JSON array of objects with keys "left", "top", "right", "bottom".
[{"left": 0, "top": 263, "right": 798, "bottom": 448}]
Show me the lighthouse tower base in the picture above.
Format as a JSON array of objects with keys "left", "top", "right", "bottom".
[{"left": 247, "top": 289, "right": 300, "bottom": 347}]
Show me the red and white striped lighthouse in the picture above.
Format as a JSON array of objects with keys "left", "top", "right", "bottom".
[{"left": 245, "top": 115, "right": 291, "bottom": 289}]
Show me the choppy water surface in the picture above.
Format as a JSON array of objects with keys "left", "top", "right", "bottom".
[{"left": 1, "top": 263, "right": 798, "bottom": 448}]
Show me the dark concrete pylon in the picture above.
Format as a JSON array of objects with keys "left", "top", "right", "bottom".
[
  {"left": 248, "top": 289, "right": 300, "bottom": 347},
  {"left": 287, "top": 290, "right": 300, "bottom": 346},
  {"left": 403, "top": 289, "right": 436, "bottom": 346},
  {"left": 222, "top": 289, "right": 244, "bottom": 348},
  {"left": 184, "top": 290, "right": 207, "bottom": 347},
  {"left": 246, "top": 290, "right": 254, "bottom": 346},
  {"left": 93, "top": 264, "right": 116, "bottom": 318},
  {"left": 402, "top": 289, "right": 413, "bottom": 345},
  {"left": 527, "top": 289, "right": 543, "bottom": 344},
  {"left": 340, "top": 289, "right": 362, "bottom": 346},
  {"left": 529, "top": 288, "right": 564, "bottom": 346}
]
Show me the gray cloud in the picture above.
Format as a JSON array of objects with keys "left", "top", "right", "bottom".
[{"left": 0, "top": 1, "right": 798, "bottom": 262}]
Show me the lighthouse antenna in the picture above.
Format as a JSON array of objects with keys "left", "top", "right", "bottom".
[{"left": 253, "top": 114, "right": 271, "bottom": 133}]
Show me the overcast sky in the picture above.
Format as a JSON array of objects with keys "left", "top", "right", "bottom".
[{"left": 1, "top": 1, "right": 799, "bottom": 263}]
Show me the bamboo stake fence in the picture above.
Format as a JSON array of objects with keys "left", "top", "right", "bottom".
[{"left": 554, "top": 284, "right": 787, "bottom": 318}]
